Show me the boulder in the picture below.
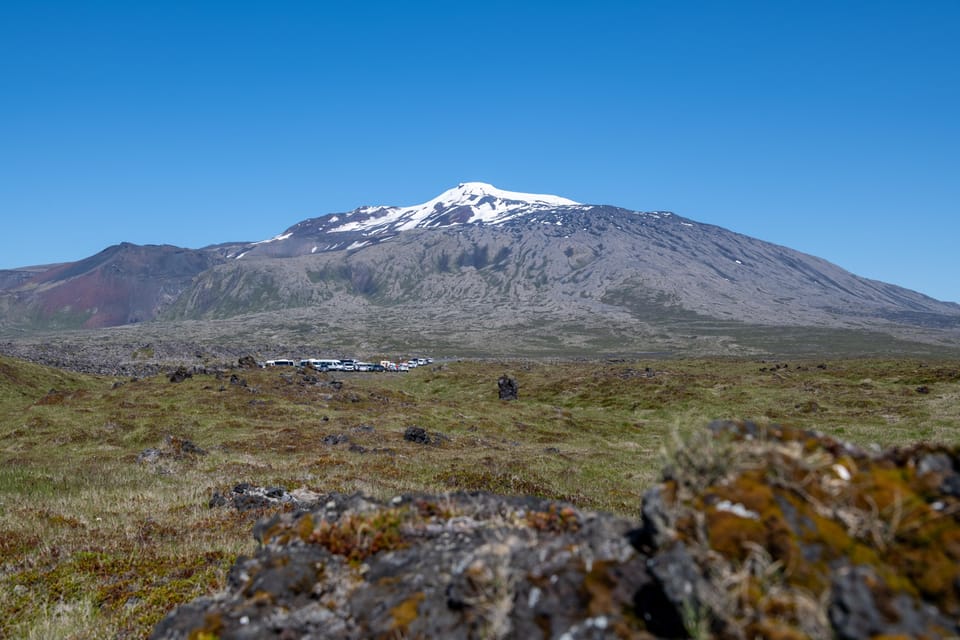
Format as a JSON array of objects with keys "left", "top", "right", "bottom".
[
  {"left": 497, "top": 375, "right": 518, "bottom": 400},
  {"left": 636, "top": 421, "right": 960, "bottom": 639},
  {"left": 403, "top": 426, "right": 446, "bottom": 446},
  {"left": 152, "top": 493, "right": 643, "bottom": 640},
  {"left": 208, "top": 483, "right": 325, "bottom": 512},
  {"left": 403, "top": 426, "right": 430, "bottom": 444},
  {"left": 168, "top": 366, "right": 192, "bottom": 383}
]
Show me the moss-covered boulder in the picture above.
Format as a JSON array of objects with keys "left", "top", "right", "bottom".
[{"left": 636, "top": 420, "right": 960, "bottom": 639}]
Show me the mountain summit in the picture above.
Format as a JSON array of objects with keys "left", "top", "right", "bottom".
[
  {"left": 237, "top": 183, "right": 583, "bottom": 259},
  {"left": 332, "top": 182, "right": 582, "bottom": 232}
]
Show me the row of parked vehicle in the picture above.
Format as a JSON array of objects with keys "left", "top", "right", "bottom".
[{"left": 262, "top": 357, "right": 433, "bottom": 372}]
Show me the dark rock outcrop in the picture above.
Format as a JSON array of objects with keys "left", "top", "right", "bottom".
[
  {"left": 402, "top": 426, "right": 446, "bottom": 446},
  {"left": 208, "top": 483, "right": 326, "bottom": 512},
  {"left": 137, "top": 436, "right": 207, "bottom": 465},
  {"left": 639, "top": 421, "right": 960, "bottom": 639},
  {"left": 168, "top": 366, "right": 192, "bottom": 383},
  {"left": 153, "top": 492, "right": 645, "bottom": 639},
  {"left": 153, "top": 424, "right": 960, "bottom": 639},
  {"left": 497, "top": 375, "right": 518, "bottom": 400}
]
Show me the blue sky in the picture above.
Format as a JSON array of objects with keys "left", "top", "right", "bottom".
[{"left": 2, "top": 1, "right": 958, "bottom": 302}]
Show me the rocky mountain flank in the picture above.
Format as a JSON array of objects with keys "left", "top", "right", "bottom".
[
  {"left": 2, "top": 183, "right": 959, "bottom": 354},
  {"left": 152, "top": 422, "right": 960, "bottom": 639}
]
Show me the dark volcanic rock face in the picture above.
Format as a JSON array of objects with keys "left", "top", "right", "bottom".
[
  {"left": 151, "top": 493, "right": 647, "bottom": 639},
  {"left": 152, "top": 426, "right": 960, "bottom": 640}
]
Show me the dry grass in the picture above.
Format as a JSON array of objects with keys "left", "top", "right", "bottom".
[{"left": 0, "top": 355, "right": 958, "bottom": 637}]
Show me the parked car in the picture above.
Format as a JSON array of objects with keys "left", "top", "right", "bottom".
[{"left": 315, "top": 359, "right": 342, "bottom": 371}]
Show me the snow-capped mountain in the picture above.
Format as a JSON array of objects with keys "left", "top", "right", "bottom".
[
  {"left": 3, "top": 181, "right": 960, "bottom": 357},
  {"left": 234, "top": 183, "right": 584, "bottom": 258}
]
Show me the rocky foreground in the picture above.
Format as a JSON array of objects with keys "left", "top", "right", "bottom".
[{"left": 151, "top": 422, "right": 960, "bottom": 639}]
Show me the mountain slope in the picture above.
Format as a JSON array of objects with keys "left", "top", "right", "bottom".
[
  {"left": 170, "top": 202, "right": 960, "bottom": 329},
  {"left": 0, "top": 243, "right": 224, "bottom": 330}
]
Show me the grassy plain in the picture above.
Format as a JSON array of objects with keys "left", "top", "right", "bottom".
[{"left": 1, "top": 355, "right": 958, "bottom": 638}]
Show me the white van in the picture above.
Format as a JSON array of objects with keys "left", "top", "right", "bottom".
[{"left": 315, "top": 359, "right": 343, "bottom": 371}]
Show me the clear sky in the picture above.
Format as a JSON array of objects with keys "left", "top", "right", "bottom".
[{"left": 2, "top": 1, "right": 958, "bottom": 302}]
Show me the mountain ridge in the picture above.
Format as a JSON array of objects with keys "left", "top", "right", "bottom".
[{"left": 1, "top": 183, "right": 958, "bottom": 356}]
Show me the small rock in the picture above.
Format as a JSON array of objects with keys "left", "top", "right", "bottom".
[
  {"left": 498, "top": 375, "right": 519, "bottom": 400},
  {"left": 403, "top": 426, "right": 431, "bottom": 445},
  {"left": 402, "top": 426, "right": 448, "bottom": 446},
  {"left": 136, "top": 448, "right": 163, "bottom": 464},
  {"left": 208, "top": 492, "right": 228, "bottom": 508},
  {"left": 168, "top": 366, "right": 192, "bottom": 383}
]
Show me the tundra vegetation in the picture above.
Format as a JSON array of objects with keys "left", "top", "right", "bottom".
[{"left": 0, "top": 355, "right": 958, "bottom": 638}]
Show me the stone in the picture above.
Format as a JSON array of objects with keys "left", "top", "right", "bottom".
[
  {"left": 497, "top": 375, "right": 518, "bottom": 400},
  {"left": 829, "top": 563, "right": 958, "bottom": 640},
  {"left": 403, "top": 426, "right": 432, "bottom": 445},
  {"left": 136, "top": 448, "right": 163, "bottom": 464},
  {"left": 151, "top": 493, "right": 641, "bottom": 640},
  {"left": 168, "top": 366, "right": 192, "bottom": 383}
]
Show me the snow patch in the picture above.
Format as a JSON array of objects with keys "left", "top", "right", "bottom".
[{"left": 251, "top": 232, "right": 293, "bottom": 245}]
